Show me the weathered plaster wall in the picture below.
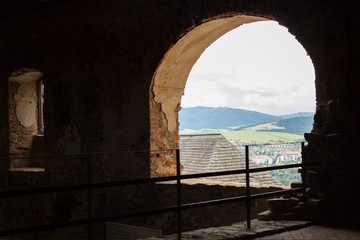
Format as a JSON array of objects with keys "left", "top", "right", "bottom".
[
  {"left": 8, "top": 69, "right": 44, "bottom": 168},
  {"left": 0, "top": 0, "right": 358, "bottom": 238},
  {"left": 13, "top": 82, "right": 37, "bottom": 128}
]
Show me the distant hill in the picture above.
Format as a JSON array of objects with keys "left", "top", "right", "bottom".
[
  {"left": 179, "top": 107, "right": 282, "bottom": 130},
  {"left": 280, "top": 112, "right": 315, "bottom": 119},
  {"left": 273, "top": 116, "right": 314, "bottom": 134}
]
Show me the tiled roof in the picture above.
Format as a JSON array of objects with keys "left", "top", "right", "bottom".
[{"left": 179, "top": 133, "right": 283, "bottom": 187}]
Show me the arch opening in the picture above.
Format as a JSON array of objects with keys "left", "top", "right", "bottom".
[
  {"left": 150, "top": 15, "right": 268, "bottom": 177},
  {"left": 179, "top": 20, "right": 316, "bottom": 186},
  {"left": 150, "top": 15, "right": 316, "bottom": 179}
]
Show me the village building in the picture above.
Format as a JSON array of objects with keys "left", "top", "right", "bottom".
[
  {"left": 281, "top": 150, "right": 302, "bottom": 162},
  {"left": 180, "top": 133, "right": 283, "bottom": 187}
]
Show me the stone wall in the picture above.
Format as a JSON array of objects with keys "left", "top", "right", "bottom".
[
  {"left": 304, "top": 97, "right": 360, "bottom": 220},
  {"left": 118, "top": 180, "right": 286, "bottom": 235}
]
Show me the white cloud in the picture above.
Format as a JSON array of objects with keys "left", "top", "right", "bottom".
[{"left": 181, "top": 21, "right": 316, "bottom": 115}]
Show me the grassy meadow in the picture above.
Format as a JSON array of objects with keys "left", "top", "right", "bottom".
[
  {"left": 181, "top": 122, "right": 305, "bottom": 143},
  {"left": 221, "top": 122, "right": 304, "bottom": 143},
  {"left": 221, "top": 130, "right": 304, "bottom": 143}
]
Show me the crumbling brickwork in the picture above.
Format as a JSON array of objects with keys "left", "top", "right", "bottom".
[{"left": 149, "top": 96, "right": 180, "bottom": 177}]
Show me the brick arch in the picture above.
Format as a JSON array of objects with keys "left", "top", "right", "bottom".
[
  {"left": 149, "top": 15, "right": 269, "bottom": 177},
  {"left": 149, "top": 14, "right": 315, "bottom": 177}
]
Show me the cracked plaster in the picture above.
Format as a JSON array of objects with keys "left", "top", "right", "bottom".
[{"left": 9, "top": 70, "right": 42, "bottom": 128}]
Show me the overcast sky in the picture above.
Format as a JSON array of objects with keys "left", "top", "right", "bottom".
[{"left": 181, "top": 21, "right": 316, "bottom": 116}]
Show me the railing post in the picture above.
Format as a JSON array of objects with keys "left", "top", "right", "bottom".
[
  {"left": 176, "top": 149, "right": 181, "bottom": 240},
  {"left": 87, "top": 155, "right": 93, "bottom": 240},
  {"left": 245, "top": 145, "right": 251, "bottom": 229},
  {"left": 301, "top": 142, "right": 307, "bottom": 204}
]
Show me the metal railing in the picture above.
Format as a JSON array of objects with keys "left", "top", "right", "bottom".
[{"left": 0, "top": 142, "right": 319, "bottom": 239}]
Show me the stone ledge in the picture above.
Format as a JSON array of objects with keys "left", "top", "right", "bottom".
[
  {"left": 8, "top": 167, "right": 45, "bottom": 173},
  {"left": 158, "top": 179, "right": 289, "bottom": 190},
  {"left": 143, "top": 219, "right": 311, "bottom": 240}
]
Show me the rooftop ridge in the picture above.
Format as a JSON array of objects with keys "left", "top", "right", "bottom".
[
  {"left": 179, "top": 133, "right": 222, "bottom": 136},
  {"left": 179, "top": 134, "right": 283, "bottom": 187}
]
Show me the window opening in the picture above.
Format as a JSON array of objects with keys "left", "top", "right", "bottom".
[
  {"left": 150, "top": 16, "right": 315, "bottom": 188},
  {"left": 8, "top": 68, "right": 45, "bottom": 170}
]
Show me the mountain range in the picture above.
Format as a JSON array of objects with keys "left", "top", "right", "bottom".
[{"left": 179, "top": 106, "right": 314, "bottom": 133}]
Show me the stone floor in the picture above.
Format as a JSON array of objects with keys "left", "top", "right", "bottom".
[
  {"left": 254, "top": 225, "right": 360, "bottom": 240},
  {"left": 145, "top": 220, "right": 312, "bottom": 240},
  {"left": 145, "top": 219, "right": 360, "bottom": 240}
]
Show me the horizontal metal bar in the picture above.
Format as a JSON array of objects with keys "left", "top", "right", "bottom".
[
  {"left": 181, "top": 187, "right": 303, "bottom": 211},
  {"left": 0, "top": 148, "right": 178, "bottom": 161},
  {"left": 0, "top": 205, "right": 179, "bottom": 237},
  {"left": 181, "top": 169, "right": 248, "bottom": 179},
  {"left": 0, "top": 141, "right": 306, "bottom": 161},
  {"left": 0, "top": 187, "right": 304, "bottom": 237},
  {"left": 250, "top": 163, "right": 302, "bottom": 172},
  {"left": 244, "top": 141, "right": 304, "bottom": 147},
  {"left": 251, "top": 162, "right": 321, "bottom": 173},
  {"left": 181, "top": 162, "right": 319, "bottom": 179},
  {"left": 0, "top": 184, "right": 88, "bottom": 198},
  {"left": 249, "top": 187, "right": 303, "bottom": 200},
  {"left": 0, "top": 162, "right": 321, "bottom": 199},
  {"left": 0, "top": 175, "right": 177, "bottom": 198},
  {"left": 0, "top": 141, "right": 315, "bottom": 237},
  {"left": 182, "top": 195, "right": 247, "bottom": 210}
]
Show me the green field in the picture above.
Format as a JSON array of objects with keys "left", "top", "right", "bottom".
[
  {"left": 241, "top": 122, "right": 285, "bottom": 131},
  {"left": 221, "top": 130, "right": 304, "bottom": 143},
  {"left": 220, "top": 122, "right": 304, "bottom": 143},
  {"left": 181, "top": 122, "right": 305, "bottom": 143},
  {"left": 180, "top": 128, "right": 305, "bottom": 143}
]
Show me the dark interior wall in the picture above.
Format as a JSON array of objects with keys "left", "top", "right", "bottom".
[
  {"left": 0, "top": 70, "right": 9, "bottom": 170},
  {"left": 0, "top": 0, "right": 163, "bottom": 179},
  {"left": 0, "top": 0, "right": 350, "bottom": 170},
  {"left": 0, "top": 0, "right": 358, "bottom": 237},
  {"left": 1, "top": 1, "right": 154, "bottom": 155}
]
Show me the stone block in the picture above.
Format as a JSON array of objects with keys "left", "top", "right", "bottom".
[
  {"left": 304, "top": 133, "right": 323, "bottom": 144},
  {"left": 291, "top": 180, "right": 303, "bottom": 189},
  {"left": 267, "top": 197, "right": 299, "bottom": 212}
]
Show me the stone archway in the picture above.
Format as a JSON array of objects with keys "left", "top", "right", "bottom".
[{"left": 149, "top": 15, "right": 269, "bottom": 177}]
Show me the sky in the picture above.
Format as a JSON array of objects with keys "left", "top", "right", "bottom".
[{"left": 181, "top": 21, "right": 316, "bottom": 116}]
